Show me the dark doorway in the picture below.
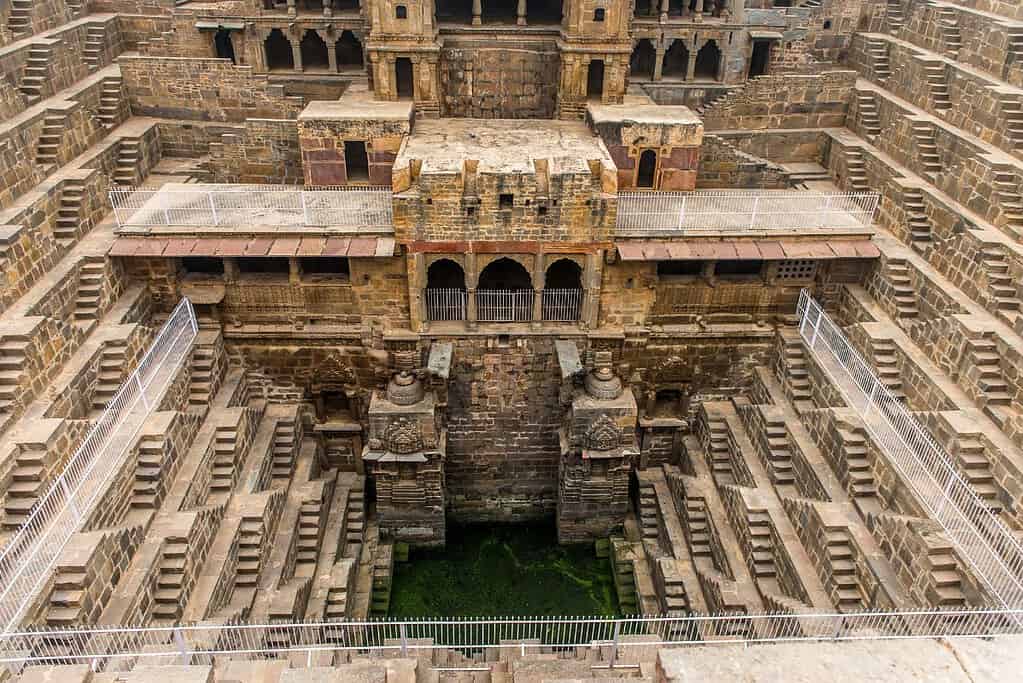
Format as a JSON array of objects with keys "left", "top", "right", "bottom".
[
  {"left": 484, "top": 0, "right": 519, "bottom": 23},
  {"left": 586, "top": 60, "right": 604, "bottom": 100},
  {"left": 435, "top": 0, "right": 474, "bottom": 22},
  {"left": 321, "top": 391, "right": 353, "bottom": 421},
  {"left": 749, "top": 40, "right": 771, "bottom": 78},
  {"left": 335, "top": 0, "right": 360, "bottom": 9},
  {"left": 336, "top": 30, "right": 364, "bottom": 70},
  {"left": 300, "top": 30, "right": 330, "bottom": 70},
  {"left": 695, "top": 39, "right": 721, "bottom": 80},
  {"left": 214, "top": 29, "right": 236, "bottom": 63},
  {"left": 265, "top": 29, "right": 294, "bottom": 71},
  {"left": 668, "top": 0, "right": 684, "bottom": 15},
  {"left": 530, "top": 0, "right": 563, "bottom": 24},
  {"left": 545, "top": 259, "right": 582, "bottom": 289},
  {"left": 635, "top": 0, "right": 653, "bottom": 15},
  {"left": 629, "top": 39, "right": 657, "bottom": 80},
  {"left": 427, "top": 259, "right": 467, "bottom": 289},
  {"left": 396, "top": 57, "right": 415, "bottom": 99},
  {"left": 344, "top": 141, "right": 369, "bottom": 182},
  {"left": 298, "top": 0, "right": 321, "bottom": 10},
  {"left": 478, "top": 258, "right": 531, "bottom": 290},
  {"left": 662, "top": 40, "right": 689, "bottom": 79},
  {"left": 637, "top": 150, "right": 657, "bottom": 188}
]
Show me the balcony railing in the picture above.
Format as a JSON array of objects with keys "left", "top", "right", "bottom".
[
  {"left": 477, "top": 290, "right": 534, "bottom": 323},
  {"left": 424, "top": 288, "right": 467, "bottom": 321},
  {"left": 797, "top": 290, "right": 1023, "bottom": 613},
  {"left": 0, "top": 299, "right": 198, "bottom": 634},
  {"left": 110, "top": 185, "right": 394, "bottom": 231},
  {"left": 616, "top": 191, "right": 879, "bottom": 235},
  {"left": 541, "top": 288, "right": 584, "bottom": 322}
]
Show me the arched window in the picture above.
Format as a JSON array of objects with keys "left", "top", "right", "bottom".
[
  {"left": 662, "top": 40, "right": 689, "bottom": 79},
  {"left": 543, "top": 259, "right": 583, "bottom": 322},
  {"left": 586, "top": 60, "right": 604, "bottom": 100},
  {"left": 396, "top": 5, "right": 408, "bottom": 18},
  {"left": 426, "top": 259, "right": 467, "bottom": 321},
  {"left": 593, "top": 7, "right": 605, "bottom": 21},
  {"left": 479, "top": 258, "right": 531, "bottom": 290},
  {"left": 629, "top": 39, "right": 656, "bottom": 81},
  {"left": 637, "top": 150, "right": 657, "bottom": 188},
  {"left": 478, "top": 258, "right": 533, "bottom": 323},
  {"left": 695, "top": 39, "right": 721, "bottom": 80},
  {"left": 300, "top": 30, "right": 329, "bottom": 70},
  {"left": 396, "top": 57, "right": 414, "bottom": 99},
  {"left": 265, "top": 29, "right": 294, "bottom": 71},
  {"left": 336, "top": 30, "right": 364, "bottom": 70}
]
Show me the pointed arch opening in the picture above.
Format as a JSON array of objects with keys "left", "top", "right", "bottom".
[
  {"left": 265, "top": 29, "right": 294, "bottom": 71},
  {"left": 629, "top": 39, "right": 656, "bottom": 81}
]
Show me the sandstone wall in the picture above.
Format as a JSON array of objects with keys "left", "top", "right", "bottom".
[{"left": 702, "top": 70, "right": 854, "bottom": 131}]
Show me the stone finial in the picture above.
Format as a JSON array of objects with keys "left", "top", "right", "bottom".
[
  {"left": 386, "top": 370, "right": 425, "bottom": 405},
  {"left": 584, "top": 351, "right": 622, "bottom": 400}
]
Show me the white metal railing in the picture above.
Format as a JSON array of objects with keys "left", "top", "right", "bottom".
[
  {"left": 425, "top": 288, "right": 467, "bottom": 321},
  {"left": 476, "top": 290, "right": 534, "bottom": 323},
  {"left": 541, "top": 288, "right": 583, "bottom": 322},
  {"left": 0, "top": 299, "right": 198, "bottom": 634},
  {"left": 616, "top": 191, "right": 879, "bottom": 234},
  {"left": 797, "top": 290, "right": 1023, "bottom": 613},
  {"left": 0, "top": 608, "right": 1020, "bottom": 672},
  {"left": 109, "top": 185, "right": 394, "bottom": 230}
]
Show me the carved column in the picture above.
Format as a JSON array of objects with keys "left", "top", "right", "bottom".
[
  {"left": 517, "top": 0, "right": 527, "bottom": 25},
  {"left": 686, "top": 45, "right": 696, "bottom": 80},
  {"left": 466, "top": 252, "right": 478, "bottom": 329},
  {"left": 653, "top": 47, "right": 665, "bottom": 80},
  {"left": 327, "top": 32, "right": 339, "bottom": 72},
  {"left": 323, "top": 0, "right": 333, "bottom": 16},
  {"left": 531, "top": 252, "right": 544, "bottom": 328},
  {"left": 287, "top": 0, "right": 297, "bottom": 17},
  {"left": 292, "top": 39, "right": 303, "bottom": 72},
  {"left": 659, "top": 0, "right": 668, "bottom": 21},
  {"left": 472, "top": 0, "right": 482, "bottom": 24}
]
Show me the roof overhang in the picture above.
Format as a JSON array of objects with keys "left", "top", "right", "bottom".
[
  {"left": 109, "top": 236, "right": 396, "bottom": 258},
  {"left": 749, "top": 30, "right": 784, "bottom": 40},
  {"left": 195, "top": 21, "right": 245, "bottom": 30},
  {"left": 616, "top": 239, "right": 879, "bottom": 261}
]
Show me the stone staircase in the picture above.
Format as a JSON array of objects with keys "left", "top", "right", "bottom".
[
  {"left": 3, "top": 443, "right": 47, "bottom": 530},
  {"left": 824, "top": 528, "right": 863, "bottom": 609},
  {"left": 871, "top": 339, "right": 906, "bottom": 401},
  {"left": 965, "top": 336, "right": 1012, "bottom": 408},
  {"left": 35, "top": 113, "right": 64, "bottom": 171},
  {"left": 857, "top": 92, "right": 881, "bottom": 141},
  {"left": 780, "top": 335, "right": 811, "bottom": 404},
  {"left": 370, "top": 541, "right": 394, "bottom": 616},
  {"left": 210, "top": 425, "right": 240, "bottom": 494},
  {"left": 935, "top": 7, "right": 962, "bottom": 59},
  {"left": 97, "top": 77, "right": 123, "bottom": 129},
  {"left": 954, "top": 437, "right": 1003, "bottom": 515},
  {"left": 345, "top": 484, "right": 366, "bottom": 550},
  {"left": 55, "top": 179, "right": 86, "bottom": 245},
  {"left": 84, "top": 24, "right": 106, "bottom": 72},
  {"left": 114, "top": 138, "right": 141, "bottom": 186},
  {"left": 999, "top": 94, "right": 1023, "bottom": 155},
  {"left": 844, "top": 149, "right": 870, "bottom": 192},
  {"left": 153, "top": 538, "right": 189, "bottom": 621},
  {"left": 657, "top": 558, "right": 690, "bottom": 613},
  {"left": 296, "top": 498, "right": 323, "bottom": 567},
  {"left": 19, "top": 45, "right": 50, "bottom": 105},
  {"left": 324, "top": 581, "right": 350, "bottom": 621},
  {"left": 762, "top": 418, "right": 795, "bottom": 488},
  {"left": 886, "top": 0, "right": 904, "bottom": 32},
  {"left": 637, "top": 478, "right": 659, "bottom": 542},
  {"left": 234, "top": 516, "right": 265, "bottom": 592},
  {"left": 865, "top": 36, "right": 892, "bottom": 83},
  {"left": 927, "top": 547, "right": 966, "bottom": 606},
  {"left": 66, "top": 0, "right": 85, "bottom": 19},
  {"left": 92, "top": 340, "right": 127, "bottom": 413},
  {"left": 886, "top": 258, "right": 920, "bottom": 321},
  {"left": 701, "top": 413, "right": 735, "bottom": 485},
  {"left": 681, "top": 495, "right": 712, "bottom": 558},
  {"left": 0, "top": 337, "right": 27, "bottom": 416},
  {"left": 903, "top": 188, "right": 932, "bottom": 250},
  {"left": 922, "top": 61, "right": 952, "bottom": 111},
  {"left": 910, "top": 121, "right": 942, "bottom": 178},
  {"left": 131, "top": 433, "right": 166, "bottom": 509},
  {"left": 982, "top": 247, "right": 1022, "bottom": 316},
  {"left": 837, "top": 427, "right": 879, "bottom": 500},
  {"left": 271, "top": 418, "right": 298, "bottom": 482},
  {"left": 745, "top": 510, "right": 778, "bottom": 586},
  {"left": 188, "top": 345, "right": 215, "bottom": 409},
  {"left": 6, "top": 0, "right": 32, "bottom": 40},
  {"left": 45, "top": 566, "right": 87, "bottom": 628},
  {"left": 74, "top": 258, "right": 105, "bottom": 328},
  {"left": 992, "top": 168, "right": 1023, "bottom": 235}
]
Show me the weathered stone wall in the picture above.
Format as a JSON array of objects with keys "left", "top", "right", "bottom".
[
  {"left": 119, "top": 56, "right": 306, "bottom": 122},
  {"left": 213, "top": 119, "right": 304, "bottom": 184},
  {"left": 298, "top": 103, "right": 410, "bottom": 186},
  {"left": 439, "top": 37, "right": 560, "bottom": 119},
  {"left": 702, "top": 70, "right": 854, "bottom": 131},
  {"left": 696, "top": 135, "right": 793, "bottom": 189}
]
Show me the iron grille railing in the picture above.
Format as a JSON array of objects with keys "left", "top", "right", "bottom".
[
  {"left": 541, "top": 288, "right": 583, "bottom": 322},
  {"left": 425, "top": 288, "right": 467, "bottom": 321},
  {"left": 616, "top": 191, "right": 879, "bottom": 234},
  {"left": 0, "top": 608, "right": 1020, "bottom": 673},
  {"left": 109, "top": 185, "right": 394, "bottom": 231},
  {"left": 797, "top": 290, "right": 1023, "bottom": 613},
  {"left": 0, "top": 299, "right": 199, "bottom": 634},
  {"left": 476, "top": 290, "right": 533, "bottom": 323}
]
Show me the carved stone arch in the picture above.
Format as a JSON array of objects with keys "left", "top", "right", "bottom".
[
  {"left": 587, "top": 414, "right": 621, "bottom": 451},
  {"left": 475, "top": 254, "right": 534, "bottom": 286}
]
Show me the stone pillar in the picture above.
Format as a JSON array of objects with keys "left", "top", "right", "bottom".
[
  {"left": 659, "top": 0, "right": 668, "bottom": 21},
  {"left": 287, "top": 0, "right": 297, "bottom": 17},
  {"left": 324, "top": 0, "right": 333, "bottom": 16},
  {"left": 412, "top": 253, "right": 427, "bottom": 332},
  {"left": 583, "top": 252, "right": 601, "bottom": 329},
  {"left": 327, "top": 34, "right": 339, "bottom": 72},
  {"left": 653, "top": 47, "right": 665, "bottom": 80},
  {"left": 292, "top": 39, "right": 303, "bottom": 72},
  {"left": 472, "top": 0, "right": 482, "bottom": 24},
  {"left": 531, "top": 252, "right": 544, "bottom": 328},
  {"left": 695, "top": 0, "right": 704, "bottom": 19},
  {"left": 517, "top": 0, "right": 527, "bottom": 25},
  {"left": 686, "top": 47, "right": 696, "bottom": 81},
  {"left": 466, "top": 252, "right": 478, "bottom": 329}
]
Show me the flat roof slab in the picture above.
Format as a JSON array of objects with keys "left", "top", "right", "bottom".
[
  {"left": 298, "top": 88, "right": 414, "bottom": 122},
  {"left": 396, "top": 119, "right": 614, "bottom": 176}
]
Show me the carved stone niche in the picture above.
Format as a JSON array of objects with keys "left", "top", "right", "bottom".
[
  {"left": 363, "top": 371, "right": 447, "bottom": 547},
  {"left": 556, "top": 353, "right": 638, "bottom": 544}
]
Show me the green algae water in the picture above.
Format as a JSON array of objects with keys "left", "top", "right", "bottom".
[{"left": 389, "top": 522, "right": 620, "bottom": 617}]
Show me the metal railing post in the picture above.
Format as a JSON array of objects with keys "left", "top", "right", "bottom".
[
  {"left": 173, "top": 627, "right": 190, "bottom": 665},
  {"left": 607, "top": 619, "right": 621, "bottom": 671},
  {"left": 400, "top": 623, "right": 408, "bottom": 657},
  {"left": 208, "top": 191, "right": 219, "bottom": 226}
]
